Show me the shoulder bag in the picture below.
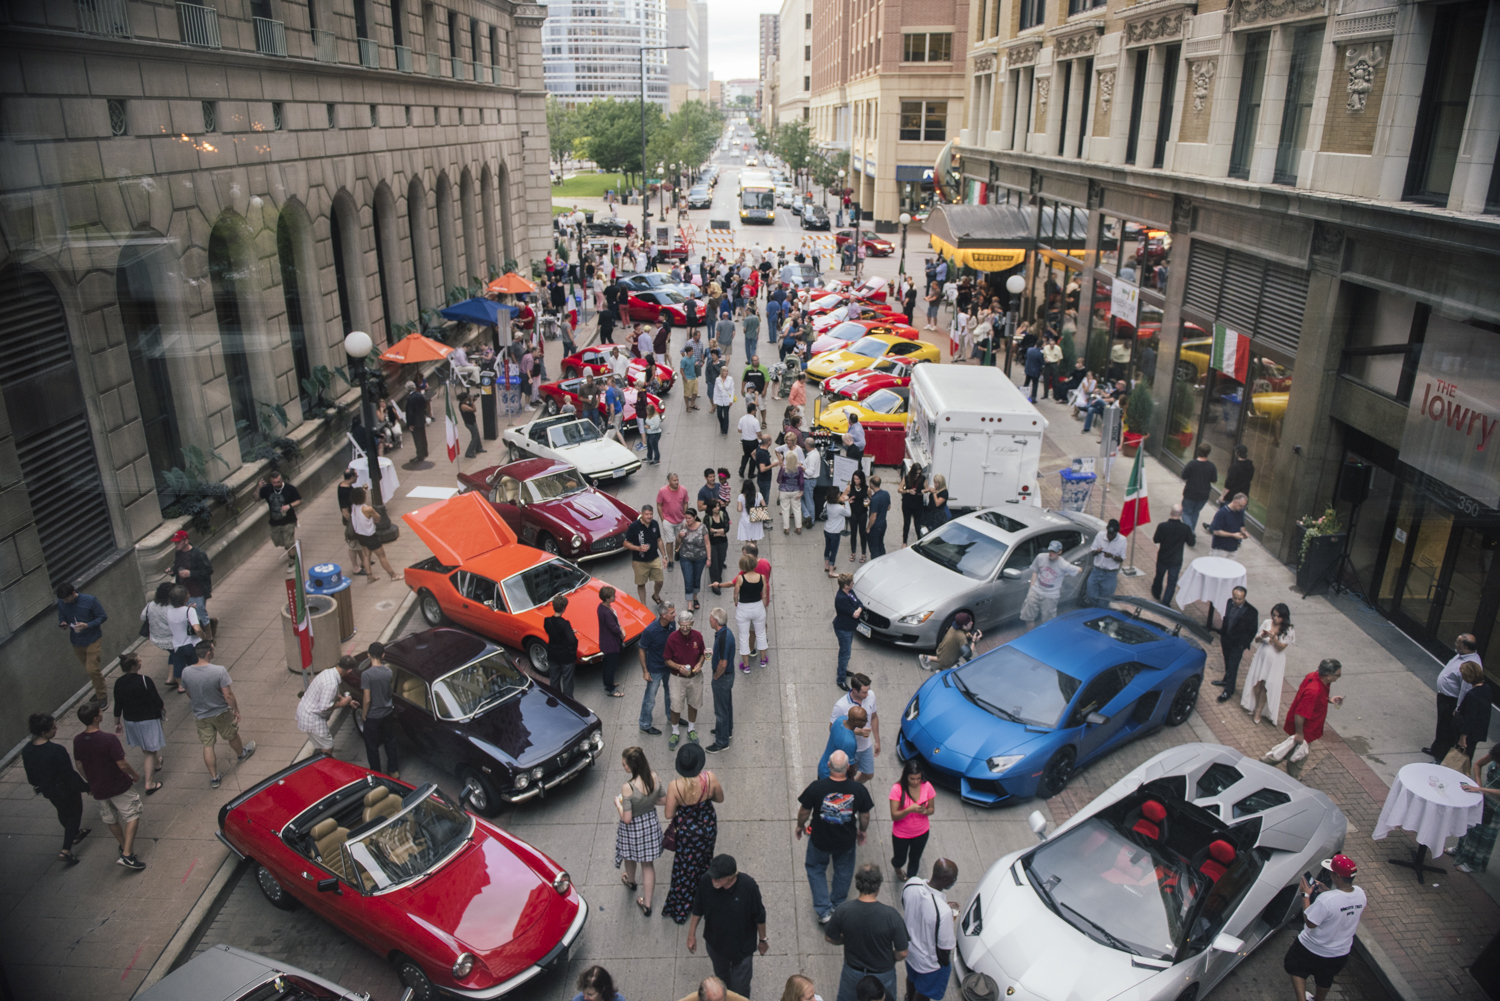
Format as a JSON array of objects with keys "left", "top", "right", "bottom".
[{"left": 749, "top": 502, "right": 772, "bottom": 523}]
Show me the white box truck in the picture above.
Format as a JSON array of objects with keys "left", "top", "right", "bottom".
[{"left": 904, "top": 365, "right": 1047, "bottom": 510}]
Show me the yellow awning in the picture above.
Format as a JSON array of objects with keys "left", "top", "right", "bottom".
[{"left": 928, "top": 233, "right": 1027, "bottom": 272}]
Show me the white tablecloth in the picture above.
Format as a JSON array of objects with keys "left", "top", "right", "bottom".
[
  {"left": 1372, "top": 762, "right": 1483, "bottom": 857},
  {"left": 351, "top": 456, "right": 399, "bottom": 505},
  {"left": 1174, "top": 556, "right": 1248, "bottom": 615}
]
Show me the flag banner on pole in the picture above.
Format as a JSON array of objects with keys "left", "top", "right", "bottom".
[
  {"left": 288, "top": 541, "right": 313, "bottom": 669},
  {"left": 1118, "top": 446, "right": 1151, "bottom": 536},
  {"left": 444, "top": 382, "right": 460, "bottom": 462},
  {"left": 1211, "top": 322, "right": 1250, "bottom": 383}
]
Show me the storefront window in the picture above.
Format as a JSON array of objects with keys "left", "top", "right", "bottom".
[
  {"left": 1098, "top": 215, "right": 1120, "bottom": 274},
  {"left": 1166, "top": 320, "right": 1212, "bottom": 462},
  {"left": 1239, "top": 345, "right": 1293, "bottom": 525},
  {"left": 1337, "top": 452, "right": 1396, "bottom": 598},
  {"left": 1087, "top": 277, "right": 1112, "bottom": 377},
  {"left": 1136, "top": 297, "right": 1163, "bottom": 388}
]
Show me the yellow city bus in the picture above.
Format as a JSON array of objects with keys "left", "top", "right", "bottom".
[{"left": 739, "top": 170, "right": 776, "bottom": 224}]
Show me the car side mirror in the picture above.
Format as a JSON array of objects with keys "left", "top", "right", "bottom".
[
  {"left": 1001, "top": 568, "right": 1022, "bottom": 580},
  {"left": 1211, "top": 933, "right": 1245, "bottom": 954},
  {"left": 484, "top": 599, "right": 498, "bottom": 611},
  {"left": 1028, "top": 810, "right": 1048, "bottom": 841},
  {"left": 1085, "top": 712, "right": 1110, "bottom": 726},
  {"left": 459, "top": 787, "right": 475, "bottom": 812},
  {"left": 316, "top": 878, "right": 342, "bottom": 895}
]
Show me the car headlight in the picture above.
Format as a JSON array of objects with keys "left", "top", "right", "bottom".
[
  {"left": 590, "top": 731, "right": 605, "bottom": 751},
  {"left": 452, "top": 953, "right": 476, "bottom": 979},
  {"left": 513, "top": 772, "right": 530, "bottom": 790},
  {"left": 986, "top": 755, "right": 1024, "bottom": 774},
  {"left": 898, "top": 610, "right": 935, "bottom": 625},
  {"left": 904, "top": 694, "right": 920, "bottom": 721},
  {"left": 571, "top": 533, "right": 584, "bottom": 550},
  {"left": 961, "top": 896, "right": 982, "bottom": 936},
  {"left": 531, "top": 766, "right": 545, "bottom": 782}
]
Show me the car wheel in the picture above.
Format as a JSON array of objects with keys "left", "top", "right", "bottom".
[
  {"left": 507, "top": 443, "right": 525, "bottom": 462},
  {"left": 1037, "top": 747, "right": 1076, "bottom": 798},
  {"left": 1166, "top": 675, "right": 1202, "bottom": 726},
  {"left": 255, "top": 863, "right": 300, "bottom": 911},
  {"left": 350, "top": 704, "right": 365, "bottom": 737},
  {"left": 525, "top": 637, "right": 551, "bottom": 674},
  {"left": 543, "top": 397, "right": 560, "bottom": 416},
  {"left": 393, "top": 956, "right": 438, "bottom": 1001},
  {"left": 418, "top": 589, "right": 446, "bottom": 627},
  {"left": 1172, "top": 986, "right": 1199, "bottom": 1001},
  {"left": 564, "top": 366, "right": 580, "bottom": 379},
  {"left": 459, "top": 768, "right": 503, "bottom": 817},
  {"left": 538, "top": 533, "right": 560, "bottom": 555}
]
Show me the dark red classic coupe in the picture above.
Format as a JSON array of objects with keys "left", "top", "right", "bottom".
[{"left": 458, "top": 458, "right": 636, "bottom": 561}]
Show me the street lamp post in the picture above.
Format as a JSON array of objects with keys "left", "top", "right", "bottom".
[
  {"left": 997, "top": 272, "right": 1027, "bottom": 372},
  {"left": 898, "top": 212, "right": 911, "bottom": 279},
  {"left": 639, "top": 44, "right": 689, "bottom": 240},
  {"left": 343, "top": 330, "right": 383, "bottom": 513}
]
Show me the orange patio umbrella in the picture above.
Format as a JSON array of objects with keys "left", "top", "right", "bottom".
[
  {"left": 486, "top": 272, "right": 537, "bottom": 295},
  {"left": 379, "top": 332, "right": 453, "bottom": 364}
]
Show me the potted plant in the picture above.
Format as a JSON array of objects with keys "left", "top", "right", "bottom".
[
  {"left": 1122, "top": 382, "right": 1155, "bottom": 455},
  {"left": 1295, "top": 507, "right": 1346, "bottom": 593}
]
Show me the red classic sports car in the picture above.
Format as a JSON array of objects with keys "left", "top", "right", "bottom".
[
  {"left": 823, "top": 358, "right": 918, "bottom": 400},
  {"left": 834, "top": 230, "right": 895, "bottom": 257},
  {"left": 621, "top": 289, "right": 706, "bottom": 325},
  {"left": 538, "top": 377, "right": 664, "bottom": 425},
  {"left": 822, "top": 276, "right": 889, "bottom": 302},
  {"left": 403, "top": 492, "right": 654, "bottom": 672},
  {"left": 217, "top": 756, "right": 586, "bottom": 1000},
  {"left": 810, "top": 306, "right": 912, "bottom": 335},
  {"left": 560, "top": 346, "right": 675, "bottom": 391},
  {"left": 458, "top": 458, "right": 636, "bottom": 561}
]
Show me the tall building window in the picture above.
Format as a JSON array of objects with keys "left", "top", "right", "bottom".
[
  {"left": 1228, "top": 32, "right": 1270, "bottom": 179},
  {"left": 391, "top": 0, "right": 404, "bottom": 45},
  {"left": 1019, "top": 0, "right": 1044, "bottom": 31},
  {"left": 1152, "top": 44, "right": 1179, "bottom": 169},
  {"left": 1404, "top": 0, "right": 1487, "bottom": 204},
  {"left": 805, "top": 76, "right": 810, "bottom": 91},
  {"left": 1077, "top": 56, "right": 1094, "bottom": 157},
  {"left": 448, "top": 11, "right": 460, "bottom": 58},
  {"left": 806, "top": 12, "right": 811, "bottom": 28},
  {"left": 899, "top": 101, "right": 947, "bottom": 141},
  {"left": 1057, "top": 62, "right": 1072, "bottom": 154},
  {"left": 1272, "top": 27, "right": 1323, "bottom": 184},
  {"left": 353, "top": 0, "right": 369, "bottom": 38},
  {"left": 1067, "top": 0, "right": 1105, "bottom": 13},
  {"left": 805, "top": 44, "right": 811, "bottom": 60},
  {"left": 902, "top": 33, "right": 952, "bottom": 62},
  {"left": 1125, "top": 51, "right": 1148, "bottom": 165}
]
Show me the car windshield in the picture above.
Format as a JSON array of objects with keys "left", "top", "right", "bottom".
[
  {"left": 911, "top": 521, "right": 1008, "bottom": 579},
  {"left": 501, "top": 558, "right": 591, "bottom": 612},
  {"left": 548, "top": 421, "right": 602, "bottom": 448},
  {"left": 1023, "top": 816, "right": 1197, "bottom": 960},
  {"left": 849, "top": 338, "right": 890, "bottom": 358},
  {"left": 432, "top": 651, "right": 530, "bottom": 719},
  {"left": 952, "top": 646, "right": 1080, "bottom": 727},
  {"left": 828, "top": 322, "right": 866, "bottom": 341},
  {"left": 528, "top": 470, "right": 588, "bottom": 500},
  {"left": 344, "top": 788, "right": 473, "bottom": 891},
  {"left": 812, "top": 295, "right": 842, "bottom": 310},
  {"left": 657, "top": 289, "right": 688, "bottom": 304},
  {"left": 863, "top": 389, "right": 903, "bottom": 414}
]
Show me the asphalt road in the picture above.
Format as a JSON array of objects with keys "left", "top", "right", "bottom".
[{"left": 181, "top": 132, "right": 1389, "bottom": 1001}]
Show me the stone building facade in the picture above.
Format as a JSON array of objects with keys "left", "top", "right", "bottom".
[
  {"left": 0, "top": 0, "right": 551, "bottom": 750},
  {"left": 950, "top": 0, "right": 1500, "bottom": 670}
]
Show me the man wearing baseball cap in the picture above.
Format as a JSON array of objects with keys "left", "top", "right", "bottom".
[
  {"left": 1020, "top": 539, "right": 1082, "bottom": 631},
  {"left": 1284, "top": 854, "right": 1365, "bottom": 1001},
  {"left": 169, "top": 529, "right": 214, "bottom": 638}
]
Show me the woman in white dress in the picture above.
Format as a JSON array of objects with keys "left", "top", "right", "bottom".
[
  {"left": 1240, "top": 603, "right": 1294, "bottom": 725},
  {"left": 736, "top": 478, "right": 765, "bottom": 542}
]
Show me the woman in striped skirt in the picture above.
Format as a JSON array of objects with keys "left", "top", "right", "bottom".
[{"left": 614, "top": 746, "right": 665, "bottom": 916}]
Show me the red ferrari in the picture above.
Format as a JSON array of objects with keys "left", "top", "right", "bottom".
[
  {"left": 539, "top": 377, "right": 663, "bottom": 424},
  {"left": 621, "top": 289, "right": 707, "bottom": 326},
  {"left": 823, "top": 276, "right": 889, "bottom": 302},
  {"left": 560, "top": 346, "right": 675, "bottom": 391},
  {"left": 403, "top": 492, "right": 653, "bottom": 672},
  {"left": 217, "top": 756, "right": 586, "bottom": 999},
  {"left": 823, "top": 358, "right": 918, "bottom": 400},
  {"left": 458, "top": 458, "right": 636, "bottom": 561}
]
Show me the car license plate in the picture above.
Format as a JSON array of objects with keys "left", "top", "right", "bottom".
[{"left": 856, "top": 622, "right": 871, "bottom": 637}]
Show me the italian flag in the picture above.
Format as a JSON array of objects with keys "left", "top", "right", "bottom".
[
  {"left": 1211, "top": 322, "right": 1250, "bottom": 383},
  {"left": 286, "top": 541, "right": 313, "bottom": 670},
  {"left": 444, "top": 383, "right": 460, "bottom": 462},
  {"left": 1119, "top": 447, "right": 1151, "bottom": 536}
]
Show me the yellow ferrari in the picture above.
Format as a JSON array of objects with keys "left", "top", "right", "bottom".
[
  {"left": 816, "top": 388, "right": 911, "bottom": 433},
  {"left": 806, "top": 334, "right": 940, "bottom": 384}
]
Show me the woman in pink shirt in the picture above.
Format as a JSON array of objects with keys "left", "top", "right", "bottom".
[{"left": 889, "top": 759, "right": 937, "bottom": 881}]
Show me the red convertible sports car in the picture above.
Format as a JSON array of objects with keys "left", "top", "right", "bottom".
[
  {"left": 403, "top": 492, "right": 654, "bottom": 672},
  {"left": 834, "top": 230, "right": 895, "bottom": 256},
  {"left": 560, "top": 346, "right": 675, "bottom": 392},
  {"left": 823, "top": 276, "right": 889, "bottom": 302},
  {"left": 539, "top": 377, "right": 664, "bottom": 425},
  {"left": 823, "top": 358, "right": 918, "bottom": 400},
  {"left": 458, "top": 458, "right": 636, "bottom": 561},
  {"left": 621, "top": 289, "right": 707, "bottom": 326},
  {"left": 217, "top": 755, "right": 586, "bottom": 1000}
]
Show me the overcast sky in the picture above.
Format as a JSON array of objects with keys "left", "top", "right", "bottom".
[{"left": 708, "top": 0, "right": 781, "bottom": 81}]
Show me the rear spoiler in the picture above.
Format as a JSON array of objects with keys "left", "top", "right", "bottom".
[{"left": 1107, "top": 596, "right": 1216, "bottom": 644}]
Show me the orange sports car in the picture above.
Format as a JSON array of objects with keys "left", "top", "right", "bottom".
[{"left": 402, "top": 493, "right": 654, "bottom": 674}]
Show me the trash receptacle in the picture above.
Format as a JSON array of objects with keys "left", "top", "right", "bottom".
[
  {"left": 1059, "top": 468, "right": 1097, "bottom": 512},
  {"left": 282, "top": 593, "right": 341, "bottom": 674},
  {"left": 306, "top": 563, "right": 355, "bottom": 642}
]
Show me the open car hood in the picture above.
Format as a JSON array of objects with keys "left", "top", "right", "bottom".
[{"left": 404, "top": 493, "right": 519, "bottom": 566}]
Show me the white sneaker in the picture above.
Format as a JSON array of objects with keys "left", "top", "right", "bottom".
[{"left": 1456, "top": 862, "right": 1474, "bottom": 873}]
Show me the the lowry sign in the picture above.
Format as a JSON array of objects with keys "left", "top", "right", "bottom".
[{"left": 1399, "top": 316, "right": 1500, "bottom": 511}]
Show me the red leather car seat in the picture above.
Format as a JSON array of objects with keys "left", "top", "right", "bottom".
[{"left": 1199, "top": 840, "right": 1237, "bottom": 884}]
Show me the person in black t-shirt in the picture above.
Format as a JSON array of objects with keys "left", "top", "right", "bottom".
[
  {"left": 1179, "top": 442, "right": 1219, "bottom": 545},
  {"left": 625, "top": 506, "right": 665, "bottom": 607},
  {"left": 687, "top": 854, "right": 767, "bottom": 998},
  {"left": 1223, "top": 443, "right": 1255, "bottom": 498},
  {"left": 1151, "top": 504, "right": 1196, "bottom": 607},
  {"left": 257, "top": 470, "right": 302, "bottom": 558},
  {"left": 544, "top": 594, "right": 579, "bottom": 698},
  {"left": 825, "top": 864, "right": 909, "bottom": 1001},
  {"left": 797, "top": 752, "right": 874, "bottom": 923}
]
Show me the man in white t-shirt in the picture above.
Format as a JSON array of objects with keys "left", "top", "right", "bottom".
[
  {"left": 1283, "top": 854, "right": 1366, "bottom": 1001},
  {"left": 737, "top": 407, "right": 762, "bottom": 479},
  {"left": 1021, "top": 540, "right": 1083, "bottom": 630},
  {"left": 902, "top": 859, "right": 959, "bottom": 1001},
  {"left": 831, "top": 674, "right": 879, "bottom": 783}
]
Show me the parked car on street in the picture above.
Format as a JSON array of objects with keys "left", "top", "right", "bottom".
[
  {"left": 458, "top": 458, "right": 636, "bottom": 561},
  {"left": 823, "top": 358, "right": 917, "bottom": 400},
  {"left": 620, "top": 288, "right": 707, "bottom": 326},
  {"left": 805, "top": 334, "right": 938, "bottom": 384},
  {"left": 216, "top": 755, "right": 587, "bottom": 1000},
  {"left": 834, "top": 230, "right": 895, "bottom": 256},
  {"left": 560, "top": 346, "right": 675, "bottom": 392},
  {"left": 135, "top": 944, "right": 376, "bottom": 1001},
  {"left": 687, "top": 185, "right": 713, "bottom": 208},
  {"left": 503, "top": 413, "right": 643, "bottom": 482},
  {"left": 954, "top": 743, "right": 1346, "bottom": 1000}
]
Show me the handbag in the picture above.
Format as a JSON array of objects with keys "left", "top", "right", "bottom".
[
  {"left": 139, "top": 617, "right": 152, "bottom": 639},
  {"left": 660, "top": 813, "right": 680, "bottom": 853},
  {"left": 1441, "top": 747, "right": 1473, "bottom": 773},
  {"left": 1262, "top": 736, "right": 1298, "bottom": 764},
  {"left": 749, "top": 504, "right": 771, "bottom": 523}
]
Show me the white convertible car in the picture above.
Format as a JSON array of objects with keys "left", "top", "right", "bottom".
[
  {"left": 503, "top": 415, "right": 641, "bottom": 482},
  {"left": 956, "top": 743, "right": 1347, "bottom": 1001}
]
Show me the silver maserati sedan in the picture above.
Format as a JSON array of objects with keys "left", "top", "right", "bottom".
[{"left": 851, "top": 506, "right": 1104, "bottom": 649}]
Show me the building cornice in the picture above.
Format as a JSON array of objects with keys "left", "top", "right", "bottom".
[
  {"left": 1229, "top": 0, "right": 1328, "bottom": 30},
  {"left": 1122, "top": 1, "right": 1197, "bottom": 48},
  {"left": 1047, "top": 19, "right": 1106, "bottom": 57}
]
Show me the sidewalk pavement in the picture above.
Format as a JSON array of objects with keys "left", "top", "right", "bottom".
[
  {"left": 1011, "top": 369, "right": 1499, "bottom": 1001},
  {"left": 0, "top": 331, "right": 577, "bottom": 1000}
]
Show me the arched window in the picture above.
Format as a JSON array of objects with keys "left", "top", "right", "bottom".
[
  {"left": 372, "top": 184, "right": 400, "bottom": 344},
  {"left": 117, "top": 243, "right": 183, "bottom": 486},
  {"left": 208, "top": 222, "right": 260, "bottom": 452},
  {"left": 459, "top": 167, "right": 479, "bottom": 282},
  {"left": 480, "top": 163, "right": 498, "bottom": 274},
  {"left": 408, "top": 175, "right": 435, "bottom": 313},
  {"left": 276, "top": 213, "right": 314, "bottom": 412},
  {"left": 0, "top": 266, "right": 117, "bottom": 583},
  {"left": 330, "top": 193, "right": 365, "bottom": 336},
  {"left": 497, "top": 161, "right": 515, "bottom": 264},
  {"left": 435, "top": 171, "right": 458, "bottom": 295}
]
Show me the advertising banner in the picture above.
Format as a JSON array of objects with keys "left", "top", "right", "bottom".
[{"left": 1399, "top": 318, "right": 1500, "bottom": 510}]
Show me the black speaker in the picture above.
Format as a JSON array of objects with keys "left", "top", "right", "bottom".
[{"left": 1339, "top": 461, "right": 1372, "bottom": 507}]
